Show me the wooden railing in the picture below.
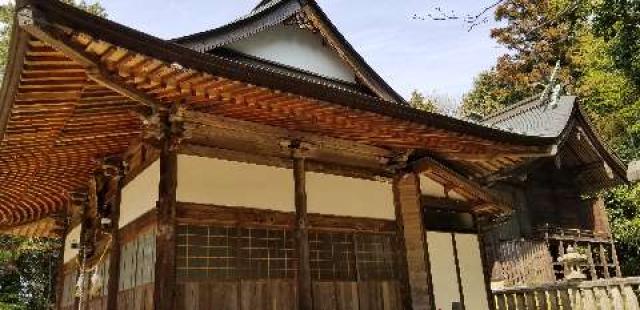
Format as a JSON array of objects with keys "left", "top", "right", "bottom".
[{"left": 492, "top": 277, "right": 640, "bottom": 309}]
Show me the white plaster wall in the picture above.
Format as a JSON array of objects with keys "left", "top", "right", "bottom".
[
  {"left": 306, "top": 172, "right": 395, "bottom": 219},
  {"left": 63, "top": 224, "right": 81, "bottom": 263},
  {"left": 120, "top": 160, "right": 160, "bottom": 228},
  {"left": 176, "top": 155, "right": 295, "bottom": 212},
  {"left": 228, "top": 24, "right": 356, "bottom": 82},
  {"left": 419, "top": 175, "right": 466, "bottom": 201},
  {"left": 456, "top": 234, "right": 490, "bottom": 310},
  {"left": 426, "top": 231, "right": 461, "bottom": 310}
]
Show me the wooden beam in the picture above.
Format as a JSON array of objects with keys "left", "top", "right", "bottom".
[
  {"left": 421, "top": 196, "right": 473, "bottom": 212},
  {"left": 292, "top": 149, "right": 313, "bottom": 310},
  {"left": 180, "top": 143, "right": 392, "bottom": 181},
  {"left": 16, "top": 7, "right": 163, "bottom": 111},
  {"left": 54, "top": 211, "right": 69, "bottom": 310},
  {"left": 475, "top": 220, "right": 497, "bottom": 310},
  {"left": 451, "top": 234, "right": 466, "bottom": 310},
  {"left": 75, "top": 177, "right": 96, "bottom": 310},
  {"left": 185, "top": 110, "right": 391, "bottom": 159},
  {"left": 105, "top": 168, "right": 123, "bottom": 310},
  {"left": 175, "top": 202, "right": 396, "bottom": 233},
  {"left": 393, "top": 171, "right": 434, "bottom": 310},
  {"left": 153, "top": 114, "right": 178, "bottom": 310},
  {"left": 439, "top": 144, "right": 557, "bottom": 161},
  {"left": 611, "top": 241, "right": 622, "bottom": 277},
  {"left": 413, "top": 156, "right": 510, "bottom": 214}
]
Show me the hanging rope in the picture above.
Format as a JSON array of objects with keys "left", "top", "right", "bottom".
[{"left": 74, "top": 234, "right": 112, "bottom": 309}]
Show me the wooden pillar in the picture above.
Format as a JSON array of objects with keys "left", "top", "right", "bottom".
[
  {"left": 599, "top": 243, "right": 610, "bottom": 278},
  {"left": 452, "top": 233, "right": 466, "bottom": 310},
  {"left": 293, "top": 150, "right": 313, "bottom": 310},
  {"left": 611, "top": 241, "right": 622, "bottom": 277},
  {"left": 477, "top": 219, "right": 497, "bottom": 310},
  {"left": 587, "top": 243, "right": 597, "bottom": 279},
  {"left": 154, "top": 122, "right": 178, "bottom": 310},
  {"left": 393, "top": 171, "right": 434, "bottom": 310},
  {"left": 76, "top": 177, "right": 98, "bottom": 310},
  {"left": 54, "top": 210, "right": 69, "bottom": 310},
  {"left": 105, "top": 167, "right": 124, "bottom": 310}
]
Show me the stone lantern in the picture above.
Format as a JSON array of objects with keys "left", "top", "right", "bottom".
[{"left": 558, "top": 245, "right": 588, "bottom": 281}]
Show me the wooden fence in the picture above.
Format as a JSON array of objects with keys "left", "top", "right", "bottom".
[{"left": 493, "top": 277, "right": 640, "bottom": 309}]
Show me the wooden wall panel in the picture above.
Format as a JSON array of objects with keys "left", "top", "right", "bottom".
[
  {"left": 174, "top": 280, "right": 402, "bottom": 310},
  {"left": 117, "top": 226, "right": 156, "bottom": 309}
]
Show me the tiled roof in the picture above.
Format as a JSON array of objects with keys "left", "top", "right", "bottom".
[{"left": 482, "top": 95, "right": 576, "bottom": 138}]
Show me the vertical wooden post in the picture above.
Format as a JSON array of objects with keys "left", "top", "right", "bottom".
[
  {"left": 293, "top": 149, "right": 313, "bottom": 310},
  {"left": 587, "top": 243, "right": 597, "bottom": 279},
  {"left": 154, "top": 116, "right": 178, "bottom": 310},
  {"left": 54, "top": 210, "right": 69, "bottom": 310},
  {"left": 76, "top": 177, "right": 97, "bottom": 310},
  {"left": 599, "top": 243, "right": 610, "bottom": 278},
  {"left": 451, "top": 233, "right": 466, "bottom": 310},
  {"left": 393, "top": 171, "right": 434, "bottom": 310},
  {"left": 476, "top": 219, "right": 497, "bottom": 310},
  {"left": 610, "top": 241, "right": 622, "bottom": 277},
  {"left": 106, "top": 167, "right": 123, "bottom": 310}
]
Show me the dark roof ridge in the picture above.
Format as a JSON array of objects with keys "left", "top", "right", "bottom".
[
  {"left": 171, "top": 0, "right": 299, "bottom": 45},
  {"left": 482, "top": 94, "right": 543, "bottom": 123}
]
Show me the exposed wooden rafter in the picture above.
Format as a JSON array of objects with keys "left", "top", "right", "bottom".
[{"left": 17, "top": 6, "right": 162, "bottom": 111}]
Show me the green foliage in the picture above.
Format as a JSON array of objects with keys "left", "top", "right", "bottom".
[
  {"left": 409, "top": 90, "right": 439, "bottom": 113},
  {"left": 0, "top": 236, "right": 60, "bottom": 310},
  {"left": 462, "top": 0, "right": 640, "bottom": 275},
  {"left": 593, "top": 0, "right": 640, "bottom": 88},
  {"left": 604, "top": 185, "right": 640, "bottom": 276},
  {"left": 461, "top": 0, "right": 589, "bottom": 117}
]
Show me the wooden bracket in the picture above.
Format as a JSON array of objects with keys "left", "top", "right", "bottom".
[{"left": 279, "top": 139, "right": 316, "bottom": 159}]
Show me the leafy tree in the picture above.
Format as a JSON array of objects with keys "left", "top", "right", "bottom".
[
  {"left": 0, "top": 236, "right": 60, "bottom": 310},
  {"left": 460, "top": 0, "right": 591, "bottom": 116},
  {"left": 593, "top": 0, "right": 640, "bottom": 88},
  {"left": 0, "top": 2, "right": 105, "bottom": 308},
  {"left": 461, "top": 0, "right": 640, "bottom": 276},
  {"left": 409, "top": 90, "right": 439, "bottom": 113}
]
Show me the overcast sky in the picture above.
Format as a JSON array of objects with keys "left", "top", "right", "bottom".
[{"left": 79, "top": 1, "right": 506, "bottom": 101}]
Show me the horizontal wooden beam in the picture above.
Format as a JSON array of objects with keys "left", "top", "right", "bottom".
[
  {"left": 421, "top": 196, "right": 473, "bottom": 213},
  {"left": 439, "top": 144, "right": 557, "bottom": 162},
  {"left": 185, "top": 110, "right": 392, "bottom": 159},
  {"left": 176, "top": 202, "right": 396, "bottom": 233},
  {"left": 412, "top": 156, "right": 511, "bottom": 214},
  {"left": 180, "top": 143, "right": 392, "bottom": 181}
]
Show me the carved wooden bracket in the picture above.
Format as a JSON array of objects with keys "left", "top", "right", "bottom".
[{"left": 279, "top": 139, "right": 316, "bottom": 159}]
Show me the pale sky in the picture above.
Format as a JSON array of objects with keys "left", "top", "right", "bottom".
[{"left": 89, "top": 1, "right": 506, "bottom": 101}]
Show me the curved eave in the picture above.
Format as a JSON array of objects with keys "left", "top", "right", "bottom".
[
  {"left": 21, "top": 0, "right": 555, "bottom": 148},
  {"left": 573, "top": 104, "right": 628, "bottom": 183},
  {"left": 0, "top": 20, "right": 29, "bottom": 144}
]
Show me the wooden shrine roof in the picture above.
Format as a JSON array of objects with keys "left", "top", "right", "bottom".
[
  {"left": 172, "top": 0, "right": 405, "bottom": 103},
  {"left": 0, "top": 0, "right": 560, "bottom": 236},
  {"left": 480, "top": 95, "right": 628, "bottom": 192}
]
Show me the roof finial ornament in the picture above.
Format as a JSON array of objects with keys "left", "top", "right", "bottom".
[{"left": 540, "top": 60, "right": 563, "bottom": 108}]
